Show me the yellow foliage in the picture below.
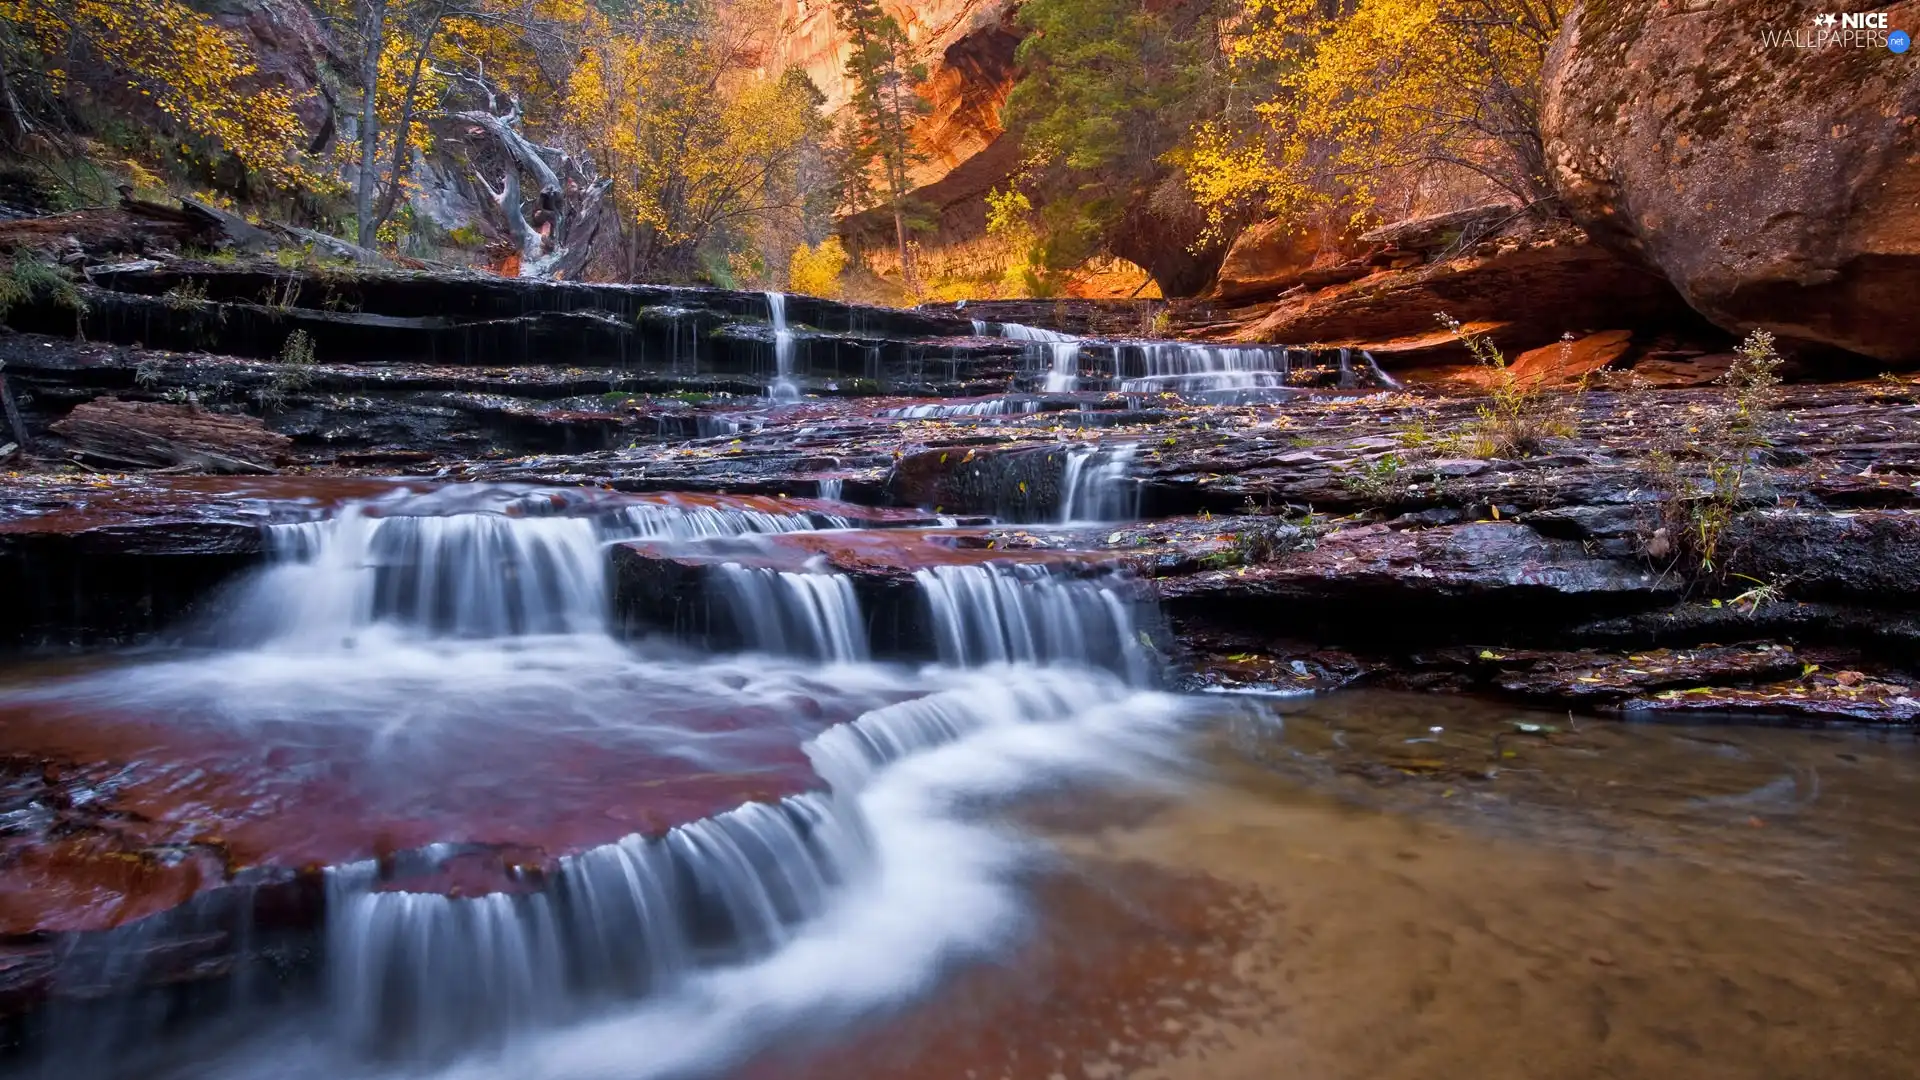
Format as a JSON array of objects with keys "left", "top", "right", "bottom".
[
  {"left": 1182, "top": 0, "right": 1557, "bottom": 236},
  {"left": 0, "top": 0, "right": 323, "bottom": 190},
  {"left": 788, "top": 237, "right": 849, "bottom": 297},
  {"left": 562, "top": 0, "right": 826, "bottom": 274}
]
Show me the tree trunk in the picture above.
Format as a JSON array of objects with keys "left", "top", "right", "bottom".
[
  {"left": 0, "top": 65, "right": 34, "bottom": 147},
  {"left": 369, "top": 13, "right": 445, "bottom": 240},
  {"left": 892, "top": 202, "right": 913, "bottom": 295},
  {"left": 355, "top": 0, "right": 389, "bottom": 249},
  {"left": 459, "top": 103, "right": 612, "bottom": 279}
]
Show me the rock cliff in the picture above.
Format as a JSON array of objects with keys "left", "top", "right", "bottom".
[
  {"left": 768, "top": 0, "right": 1024, "bottom": 246},
  {"left": 1541, "top": 0, "right": 1920, "bottom": 365}
]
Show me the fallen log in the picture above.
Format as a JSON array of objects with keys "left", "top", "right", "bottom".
[{"left": 49, "top": 398, "right": 290, "bottom": 474}]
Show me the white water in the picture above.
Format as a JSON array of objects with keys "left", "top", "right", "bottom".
[
  {"left": 4, "top": 484, "right": 1190, "bottom": 1080},
  {"left": 765, "top": 291, "right": 800, "bottom": 405},
  {"left": 880, "top": 397, "right": 1040, "bottom": 419},
  {"left": 714, "top": 563, "right": 870, "bottom": 662},
  {"left": 1058, "top": 442, "right": 1140, "bottom": 524},
  {"left": 914, "top": 563, "right": 1155, "bottom": 684},
  {"left": 1116, "top": 343, "right": 1296, "bottom": 394},
  {"left": 975, "top": 321, "right": 1084, "bottom": 393}
]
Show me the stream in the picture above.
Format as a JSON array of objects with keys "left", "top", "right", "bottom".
[{"left": 3, "top": 479, "right": 1916, "bottom": 1079}]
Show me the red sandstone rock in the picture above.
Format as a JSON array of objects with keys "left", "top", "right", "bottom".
[
  {"left": 1222, "top": 219, "right": 1693, "bottom": 364},
  {"left": 1541, "top": 0, "right": 1920, "bottom": 364}
]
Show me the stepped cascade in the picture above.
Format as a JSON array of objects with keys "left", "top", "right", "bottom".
[{"left": 0, "top": 474, "right": 1186, "bottom": 1078}]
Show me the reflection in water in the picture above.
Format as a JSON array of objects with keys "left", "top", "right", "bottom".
[{"left": 740, "top": 690, "right": 1920, "bottom": 1080}]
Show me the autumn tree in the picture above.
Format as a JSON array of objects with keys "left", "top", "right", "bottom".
[
  {"left": 1182, "top": 0, "right": 1562, "bottom": 236},
  {"left": 1002, "top": 0, "right": 1233, "bottom": 296},
  {"left": 564, "top": 0, "right": 830, "bottom": 280},
  {"left": 831, "top": 0, "right": 927, "bottom": 293},
  {"left": 0, "top": 0, "right": 317, "bottom": 189}
]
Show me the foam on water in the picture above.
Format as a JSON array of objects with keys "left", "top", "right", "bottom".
[
  {"left": 3, "top": 485, "right": 1192, "bottom": 1080},
  {"left": 765, "top": 292, "right": 800, "bottom": 405}
]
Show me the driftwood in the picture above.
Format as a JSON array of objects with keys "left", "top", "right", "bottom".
[{"left": 50, "top": 398, "right": 290, "bottom": 474}]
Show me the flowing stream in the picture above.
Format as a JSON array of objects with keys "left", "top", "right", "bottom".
[
  {"left": 0, "top": 483, "right": 1186, "bottom": 1079},
  {"left": 4, "top": 484, "right": 1917, "bottom": 1080}
]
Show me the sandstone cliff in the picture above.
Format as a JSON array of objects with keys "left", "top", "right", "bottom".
[
  {"left": 768, "top": 0, "right": 1023, "bottom": 245},
  {"left": 1541, "top": 0, "right": 1920, "bottom": 365}
]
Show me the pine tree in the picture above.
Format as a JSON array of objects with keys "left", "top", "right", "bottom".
[{"left": 831, "top": 0, "right": 928, "bottom": 293}]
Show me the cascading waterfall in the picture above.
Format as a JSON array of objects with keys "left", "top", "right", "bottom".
[
  {"left": 326, "top": 793, "right": 863, "bottom": 1059},
  {"left": 913, "top": 564, "right": 1155, "bottom": 684},
  {"left": 1044, "top": 341, "right": 1082, "bottom": 392},
  {"left": 1058, "top": 442, "right": 1140, "bottom": 524},
  {"left": 2, "top": 480, "right": 1193, "bottom": 1080},
  {"left": 976, "top": 321, "right": 1084, "bottom": 393},
  {"left": 765, "top": 291, "right": 800, "bottom": 404},
  {"left": 604, "top": 500, "right": 847, "bottom": 543},
  {"left": 243, "top": 508, "right": 610, "bottom": 642},
  {"left": 713, "top": 564, "right": 870, "bottom": 662},
  {"left": 1117, "top": 343, "right": 1297, "bottom": 394}
]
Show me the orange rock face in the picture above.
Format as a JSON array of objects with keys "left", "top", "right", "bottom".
[
  {"left": 1542, "top": 0, "right": 1920, "bottom": 364},
  {"left": 767, "top": 0, "right": 1022, "bottom": 206}
]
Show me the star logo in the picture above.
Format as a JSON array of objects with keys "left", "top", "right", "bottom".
[{"left": 1812, "top": 12, "right": 1838, "bottom": 26}]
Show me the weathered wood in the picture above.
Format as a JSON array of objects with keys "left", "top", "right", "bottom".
[{"left": 49, "top": 398, "right": 289, "bottom": 474}]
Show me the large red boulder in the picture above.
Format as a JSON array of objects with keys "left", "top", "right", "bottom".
[{"left": 1541, "top": 0, "right": 1920, "bottom": 364}]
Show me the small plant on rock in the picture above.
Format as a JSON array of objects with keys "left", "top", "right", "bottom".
[
  {"left": 1436, "top": 312, "right": 1578, "bottom": 458},
  {"left": 254, "top": 330, "right": 316, "bottom": 412},
  {"left": 1336, "top": 452, "right": 1405, "bottom": 500},
  {"left": 0, "top": 257, "right": 88, "bottom": 322},
  {"left": 1645, "top": 329, "right": 1783, "bottom": 578},
  {"left": 163, "top": 280, "right": 212, "bottom": 308}
]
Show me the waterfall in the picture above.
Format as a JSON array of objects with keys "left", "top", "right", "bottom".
[
  {"left": 979, "top": 321, "right": 1082, "bottom": 392},
  {"left": 606, "top": 499, "right": 847, "bottom": 543},
  {"left": 1043, "top": 341, "right": 1081, "bottom": 392},
  {"left": 1116, "top": 343, "right": 1295, "bottom": 394},
  {"left": 244, "top": 508, "right": 611, "bottom": 643},
  {"left": 1058, "top": 443, "right": 1140, "bottom": 524},
  {"left": 1362, "top": 349, "right": 1403, "bottom": 390},
  {"left": 816, "top": 478, "right": 844, "bottom": 500},
  {"left": 765, "top": 291, "right": 800, "bottom": 404},
  {"left": 233, "top": 492, "right": 847, "bottom": 645},
  {"left": 326, "top": 793, "right": 861, "bottom": 1058},
  {"left": 913, "top": 564, "right": 1154, "bottom": 683},
  {"left": 713, "top": 564, "right": 869, "bottom": 662},
  {"left": 300, "top": 664, "right": 1182, "bottom": 1075},
  {"left": 3, "top": 477, "right": 1198, "bottom": 1079},
  {"left": 881, "top": 398, "right": 1039, "bottom": 419}
]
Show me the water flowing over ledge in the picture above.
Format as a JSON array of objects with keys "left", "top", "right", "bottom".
[{"left": 0, "top": 482, "right": 1189, "bottom": 1078}]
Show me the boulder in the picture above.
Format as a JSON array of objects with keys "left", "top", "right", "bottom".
[
  {"left": 1440, "top": 329, "right": 1636, "bottom": 389},
  {"left": 1541, "top": 0, "right": 1920, "bottom": 364},
  {"left": 1226, "top": 217, "right": 1695, "bottom": 362},
  {"left": 1212, "top": 217, "right": 1365, "bottom": 302}
]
